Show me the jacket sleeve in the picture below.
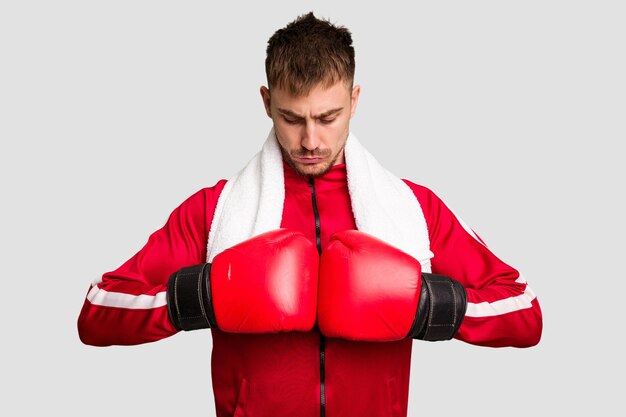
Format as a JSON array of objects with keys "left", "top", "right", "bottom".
[
  {"left": 404, "top": 180, "right": 543, "bottom": 348},
  {"left": 77, "top": 183, "right": 225, "bottom": 346}
]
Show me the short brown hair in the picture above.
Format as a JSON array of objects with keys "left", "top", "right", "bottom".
[{"left": 265, "top": 12, "right": 355, "bottom": 96}]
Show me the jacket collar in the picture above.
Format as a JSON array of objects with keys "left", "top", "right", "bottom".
[{"left": 282, "top": 159, "right": 348, "bottom": 193}]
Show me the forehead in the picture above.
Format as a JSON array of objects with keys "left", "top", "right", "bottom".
[{"left": 271, "top": 81, "right": 352, "bottom": 112}]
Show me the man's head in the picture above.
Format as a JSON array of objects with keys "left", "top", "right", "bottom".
[{"left": 261, "top": 12, "right": 360, "bottom": 177}]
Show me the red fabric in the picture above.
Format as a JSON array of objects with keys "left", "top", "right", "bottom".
[
  {"left": 78, "top": 161, "right": 542, "bottom": 416},
  {"left": 405, "top": 182, "right": 543, "bottom": 348}
]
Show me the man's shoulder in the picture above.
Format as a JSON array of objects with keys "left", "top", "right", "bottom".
[
  {"left": 176, "top": 179, "right": 230, "bottom": 213},
  {"left": 400, "top": 178, "right": 438, "bottom": 203},
  {"left": 195, "top": 179, "right": 230, "bottom": 200},
  {"left": 399, "top": 178, "right": 452, "bottom": 221}
]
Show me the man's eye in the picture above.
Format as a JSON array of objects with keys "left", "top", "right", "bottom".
[
  {"left": 320, "top": 118, "right": 336, "bottom": 124},
  {"left": 284, "top": 117, "right": 299, "bottom": 124}
]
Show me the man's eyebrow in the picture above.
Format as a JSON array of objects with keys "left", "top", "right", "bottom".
[
  {"left": 316, "top": 107, "right": 343, "bottom": 119},
  {"left": 277, "top": 107, "right": 344, "bottom": 119}
]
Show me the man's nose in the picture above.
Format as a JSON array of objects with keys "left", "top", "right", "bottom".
[{"left": 301, "top": 122, "right": 321, "bottom": 151}]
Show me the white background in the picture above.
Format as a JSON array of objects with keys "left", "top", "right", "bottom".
[{"left": 1, "top": 1, "right": 624, "bottom": 415}]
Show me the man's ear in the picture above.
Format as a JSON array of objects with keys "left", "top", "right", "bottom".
[
  {"left": 260, "top": 86, "right": 272, "bottom": 118},
  {"left": 350, "top": 85, "right": 361, "bottom": 118}
]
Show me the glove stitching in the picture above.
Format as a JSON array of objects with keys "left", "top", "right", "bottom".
[
  {"left": 197, "top": 265, "right": 208, "bottom": 325},
  {"left": 451, "top": 280, "right": 457, "bottom": 328},
  {"left": 173, "top": 273, "right": 181, "bottom": 323},
  {"left": 424, "top": 278, "right": 434, "bottom": 340}
]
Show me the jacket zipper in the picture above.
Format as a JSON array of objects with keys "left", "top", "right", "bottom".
[{"left": 309, "top": 176, "right": 325, "bottom": 417}]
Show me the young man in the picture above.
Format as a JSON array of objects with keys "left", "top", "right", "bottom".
[{"left": 78, "top": 12, "right": 542, "bottom": 417}]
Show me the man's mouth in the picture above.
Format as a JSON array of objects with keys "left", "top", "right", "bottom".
[{"left": 295, "top": 157, "right": 325, "bottom": 164}]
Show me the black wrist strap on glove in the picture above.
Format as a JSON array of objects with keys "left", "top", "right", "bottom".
[
  {"left": 407, "top": 273, "right": 467, "bottom": 341},
  {"left": 166, "top": 263, "right": 218, "bottom": 331}
]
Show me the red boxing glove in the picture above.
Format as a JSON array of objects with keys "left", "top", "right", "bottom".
[
  {"left": 318, "top": 230, "right": 422, "bottom": 341},
  {"left": 318, "top": 230, "right": 467, "bottom": 342},
  {"left": 212, "top": 229, "right": 318, "bottom": 333},
  {"left": 167, "top": 229, "right": 319, "bottom": 333}
]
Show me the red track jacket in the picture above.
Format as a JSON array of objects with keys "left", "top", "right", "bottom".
[{"left": 78, "top": 161, "right": 542, "bottom": 417}]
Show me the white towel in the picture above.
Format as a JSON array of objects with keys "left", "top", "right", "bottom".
[{"left": 206, "top": 127, "right": 433, "bottom": 272}]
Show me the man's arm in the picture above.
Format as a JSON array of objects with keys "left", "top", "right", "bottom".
[
  {"left": 77, "top": 183, "right": 226, "bottom": 346},
  {"left": 405, "top": 180, "right": 542, "bottom": 348}
]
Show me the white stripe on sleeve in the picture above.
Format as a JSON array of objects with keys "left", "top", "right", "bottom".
[
  {"left": 446, "top": 208, "right": 537, "bottom": 317},
  {"left": 465, "top": 275, "right": 537, "bottom": 318},
  {"left": 87, "top": 285, "right": 167, "bottom": 309}
]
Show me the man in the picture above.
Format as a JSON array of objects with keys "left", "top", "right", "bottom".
[{"left": 78, "top": 12, "right": 542, "bottom": 417}]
